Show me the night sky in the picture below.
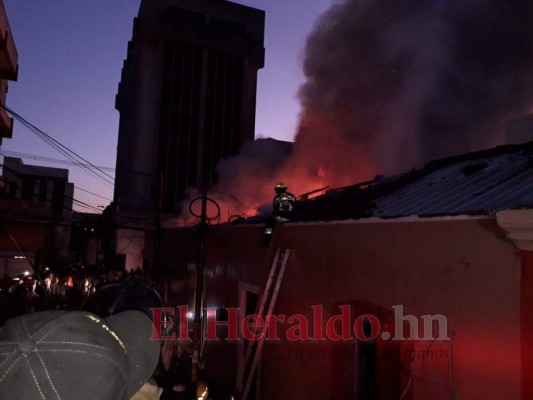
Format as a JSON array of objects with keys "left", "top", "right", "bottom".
[{"left": 2, "top": 0, "right": 332, "bottom": 211}]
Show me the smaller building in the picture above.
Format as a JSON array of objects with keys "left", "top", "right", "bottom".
[
  {"left": 0, "top": 157, "right": 74, "bottom": 275},
  {"left": 2, "top": 157, "right": 74, "bottom": 218},
  {"left": 0, "top": 0, "right": 18, "bottom": 144}
]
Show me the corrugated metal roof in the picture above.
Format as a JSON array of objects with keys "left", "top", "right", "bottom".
[
  {"left": 372, "top": 146, "right": 533, "bottom": 218},
  {"left": 235, "top": 142, "right": 533, "bottom": 225}
]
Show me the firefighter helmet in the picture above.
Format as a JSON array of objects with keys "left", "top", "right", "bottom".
[{"left": 274, "top": 182, "right": 287, "bottom": 193}]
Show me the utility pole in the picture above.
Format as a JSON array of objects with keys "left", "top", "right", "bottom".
[
  {"left": 191, "top": 177, "right": 208, "bottom": 384},
  {"left": 191, "top": 44, "right": 210, "bottom": 385},
  {"left": 153, "top": 95, "right": 166, "bottom": 290},
  {"left": 152, "top": 169, "right": 162, "bottom": 289}
]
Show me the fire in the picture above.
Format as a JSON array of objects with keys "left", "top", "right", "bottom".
[
  {"left": 317, "top": 165, "right": 326, "bottom": 179},
  {"left": 172, "top": 140, "right": 378, "bottom": 227},
  {"left": 173, "top": 109, "right": 378, "bottom": 226}
]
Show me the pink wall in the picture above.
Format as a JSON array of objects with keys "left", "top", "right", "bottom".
[{"left": 158, "top": 217, "right": 521, "bottom": 399}]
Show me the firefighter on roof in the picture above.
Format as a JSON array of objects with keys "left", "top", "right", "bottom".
[{"left": 273, "top": 182, "right": 296, "bottom": 222}]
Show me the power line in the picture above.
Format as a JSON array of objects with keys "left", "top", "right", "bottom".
[
  {"left": 0, "top": 104, "right": 115, "bottom": 187},
  {"left": 75, "top": 186, "right": 112, "bottom": 202},
  {"left": 0, "top": 104, "right": 153, "bottom": 210},
  {"left": 71, "top": 198, "right": 103, "bottom": 213},
  {"left": 0, "top": 162, "right": 103, "bottom": 214},
  {"left": 0, "top": 152, "right": 114, "bottom": 202},
  {"left": 0, "top": 149, "right": 115, "bottom": 172},
  {"left": 0, "top": 169, "right": 156, "bottom": 229},
  {"left": 10, "top": 116, "right": 114, "bottom": 187}
]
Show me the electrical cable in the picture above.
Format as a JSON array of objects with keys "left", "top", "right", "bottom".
[
  {"left": 449, "top": 336, "right": 461, "bottom": 400},
  {"left": 71, "top": 198, "right": 103, "bottom": 213},
  {"left": 400, "top": 368, "right": 413, "bottom": 399},
  {"left": 12, "top": 116, "right": 114, "bottom": 188},
  {"left": 1, "top": 103, "right": 168, "bottom": 208},
  {"left": 0, "top": 104, "right": 115, "bottom": 187},
  {"left": 0, "top": 149, "right": 115, "bottom": 172},
  {"left": 0, "top": 149, "right": 139, "bottom": 206},
  {"left": 74, "top": 186, "right": 112, "bottom": 202},
  {"left": 6, "top": 232, "right": 44, "bottom": 285},
  {"left": 10, "top": 114, "right": 114, "bottom": 187},
  {"left": 400, "top": 334, "right": 461, "bottom": 400},
  {"left": 0, "top": 162, "right": 103, "bottom": 214}
]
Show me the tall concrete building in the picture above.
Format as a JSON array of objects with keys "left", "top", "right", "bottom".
[{"left": 113, "top": 0, "right": 265, "bottom": 213}]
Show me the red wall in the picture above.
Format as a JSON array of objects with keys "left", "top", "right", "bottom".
[{"left": 158, "top": 217, "right": 521, "bottom": 399}]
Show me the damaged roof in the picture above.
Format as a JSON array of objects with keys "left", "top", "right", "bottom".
[{"left": 296, "top": 141, "right": 533, "bottom": 221}]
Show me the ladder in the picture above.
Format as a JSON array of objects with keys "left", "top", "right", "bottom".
[{"left": 235, "top": 247, "right": 291, "bottom": 400}]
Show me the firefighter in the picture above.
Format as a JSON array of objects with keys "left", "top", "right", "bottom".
[{"left": 273, "top": 182, "right": 296, "bottom": 222}]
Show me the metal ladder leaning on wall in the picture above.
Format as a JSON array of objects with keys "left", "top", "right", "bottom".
[{"left": 235, "top": 247, "right": 291, "bottom": 400}]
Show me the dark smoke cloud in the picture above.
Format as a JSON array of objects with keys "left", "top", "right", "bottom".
[
  {"left": 180, "top": 138, "right": 293, "bottom": 223},
  {"left": 200, "top": 0, "right": 533, "bottom": 222},
  {"left": 297, "top": 0, "right": 533, "bottom": 176}
]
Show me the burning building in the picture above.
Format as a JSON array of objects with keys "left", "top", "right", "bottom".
[
  {"left": 149, "top": 141, "right": 533, "bottom": 399},
  {"left": 137, "top": 0, "right": 533, "bottom": 397},
  {"left": 205, "top": 0, "right": 533, "bottom": 220}
]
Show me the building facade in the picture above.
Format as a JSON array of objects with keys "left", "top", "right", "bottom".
[
  {"left": 0, "top": 157, "right": 74, "bottom": 272},
  {"left": 2, "top": 157, "right": 74, "bottom": 218},
  {"left": 147, "top": 141, "right": 533, "bottom": 399},
  {"left": 113, "top": 0, "right": 265, "bottom": 213},
  {"left": 0, "top": 0, "right": 18, "bottom": 144},
  {"left": 153, "top": 217, "right": 523, "bottom": 400}
]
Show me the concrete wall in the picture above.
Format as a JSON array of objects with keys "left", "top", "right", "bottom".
[
  {"left": 159, "top": 216, "right": 521, "bottom": 399},
  {"left": 0, "top": 0, "right": 18, "bottom": 143}
]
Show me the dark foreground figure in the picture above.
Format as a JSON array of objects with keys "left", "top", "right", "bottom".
[{"left": 0, "top": 309, "right": 159, "bottom": 399}]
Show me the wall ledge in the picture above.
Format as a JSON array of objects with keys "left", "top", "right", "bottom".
[{"left": 496, "top": 209, "right": 533, "bottom": 251}]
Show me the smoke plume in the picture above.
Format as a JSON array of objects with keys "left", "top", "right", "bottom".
[
  {"left": 194, "top": 0, "right": 533, "bottom": 222},
  {"left": 297, "top": 0, "right": 533, "bottom": 177}
]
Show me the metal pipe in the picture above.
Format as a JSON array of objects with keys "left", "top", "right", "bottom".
[{"left": 191, "top": 44, "right": 210, "bottom": 385}]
